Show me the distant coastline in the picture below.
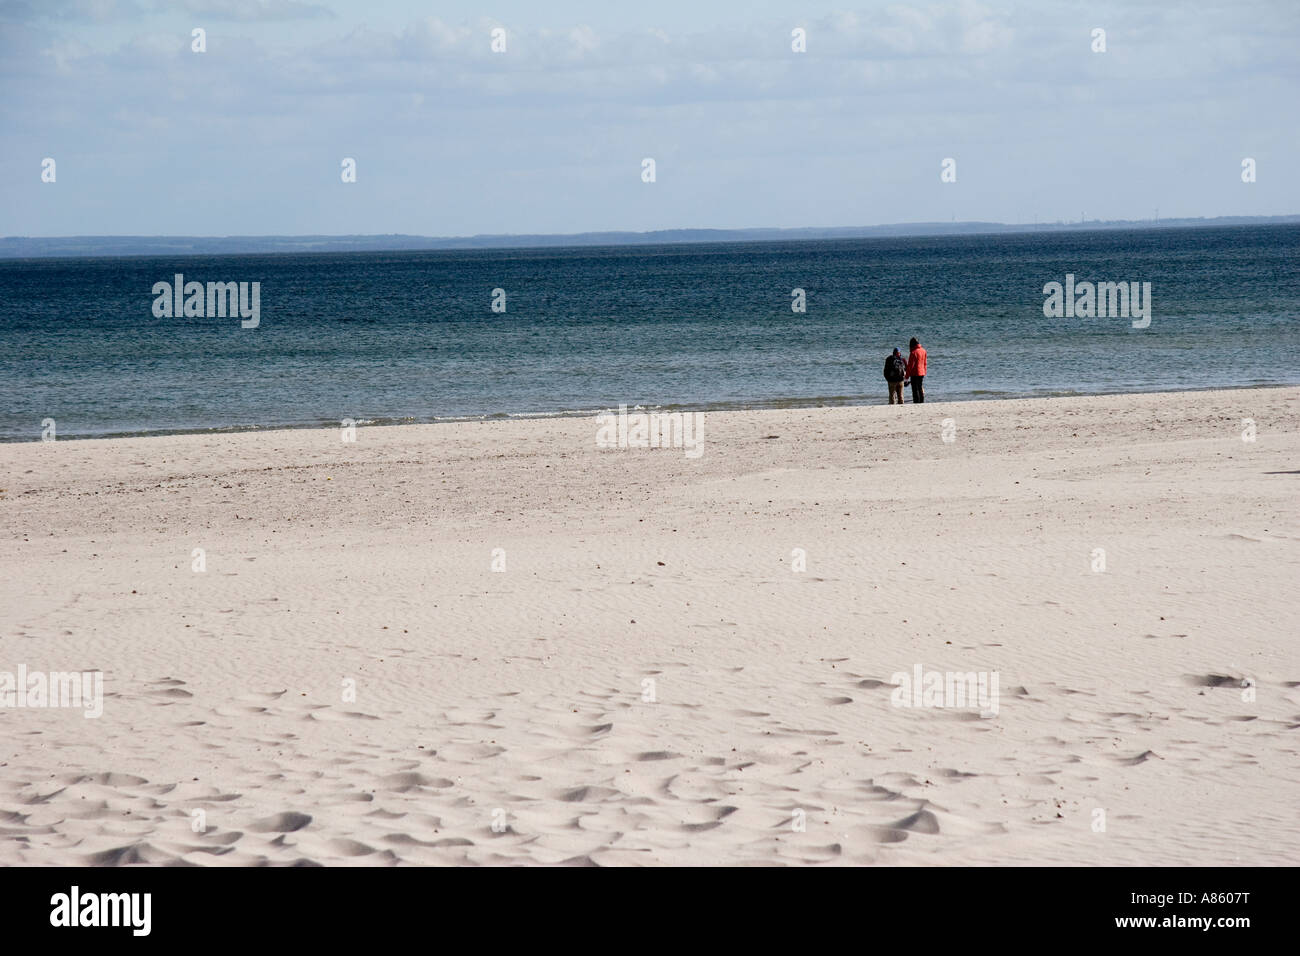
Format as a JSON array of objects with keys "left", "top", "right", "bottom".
[{"left": 4, "top": 215, "right": 1299, "bottom": 259}]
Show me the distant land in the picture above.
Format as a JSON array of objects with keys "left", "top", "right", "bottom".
[{"left": 3, "top": 215, "right": 1299, "bottom": 258}]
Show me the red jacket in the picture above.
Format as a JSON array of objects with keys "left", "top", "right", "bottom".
[{"left": 906, "top": 345, "right": 927, "bottom": 378}]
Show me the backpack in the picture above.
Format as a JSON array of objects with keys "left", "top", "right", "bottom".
[{"left": 884, "top": 355, "right": 906, "bottom": 381}]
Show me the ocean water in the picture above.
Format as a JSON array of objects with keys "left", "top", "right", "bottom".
[{"left": 1, "top": 224, "right": 1298, "bottom": 441}]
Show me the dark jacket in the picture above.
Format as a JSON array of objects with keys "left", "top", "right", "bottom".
[{"left": 884, "top": 354, "right": 907, "bottom": 382}]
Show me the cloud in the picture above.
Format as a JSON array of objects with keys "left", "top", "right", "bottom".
[
  {"left": 178, "top": 0, "right": 334, "bottom": 21},
  {"left": 0, "top": 0, "right": 150, "bottom": 23},
  {"left": 0, "top": 0, "right": 1295, "bottom": 236}
]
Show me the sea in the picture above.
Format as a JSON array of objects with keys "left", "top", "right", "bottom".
[{"left": 2, "top": 223, "right": 1297, "bottom": 441}]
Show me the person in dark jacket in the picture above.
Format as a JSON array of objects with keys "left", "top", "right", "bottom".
[{"left": 883, "top": 347, "right": 907, "bottom": 404}]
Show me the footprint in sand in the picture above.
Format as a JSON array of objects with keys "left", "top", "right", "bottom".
[
  {"left": 247, "top": 811, "right": 312, "bottom": 833},
  {"left": 377, "top": 772, "right": 453, "bottom": 792},
  {"left": 635, "top": 751, "right": 681, "bottom": 761},
  {"left": 1184, "top": 673, "right": 1243, "bottom": 688},
  {"left": 1113, "top": 750, "right": 1162, "bottom": 766},
  {"left": 886, "top": 808, "right": 941, "bottom": 835}
]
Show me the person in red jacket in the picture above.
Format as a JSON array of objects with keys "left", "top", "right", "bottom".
[{"left": 905, "top": 337, "right": 927, "bottom": 403}]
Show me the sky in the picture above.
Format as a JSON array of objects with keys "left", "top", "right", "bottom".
[{"left": 1, "top": 0, "right": 1297, "bottom": 237}]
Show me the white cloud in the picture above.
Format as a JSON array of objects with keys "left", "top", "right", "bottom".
[
  {"left": 0, "top": 0, "right": 1295, "bottom": 235},
  {"left": 178, "top": 0, "right": 334, "bottom": 21}
]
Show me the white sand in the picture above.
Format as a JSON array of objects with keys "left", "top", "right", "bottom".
[{"left": 1, "top": 386, "right": 1297, "bottom": 866}]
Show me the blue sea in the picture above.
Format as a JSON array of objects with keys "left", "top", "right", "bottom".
[{"left": 2, "top": 224, "right": 1298, "bottom": 441}]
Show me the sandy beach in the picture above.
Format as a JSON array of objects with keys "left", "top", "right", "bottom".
[{"left": 1, "top": 386, "right": 1297, "bottom": 866}]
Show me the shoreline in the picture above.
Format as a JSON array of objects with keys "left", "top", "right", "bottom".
[{"left": 5, "top": 380, "right": 1297, "bottom": 444}]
